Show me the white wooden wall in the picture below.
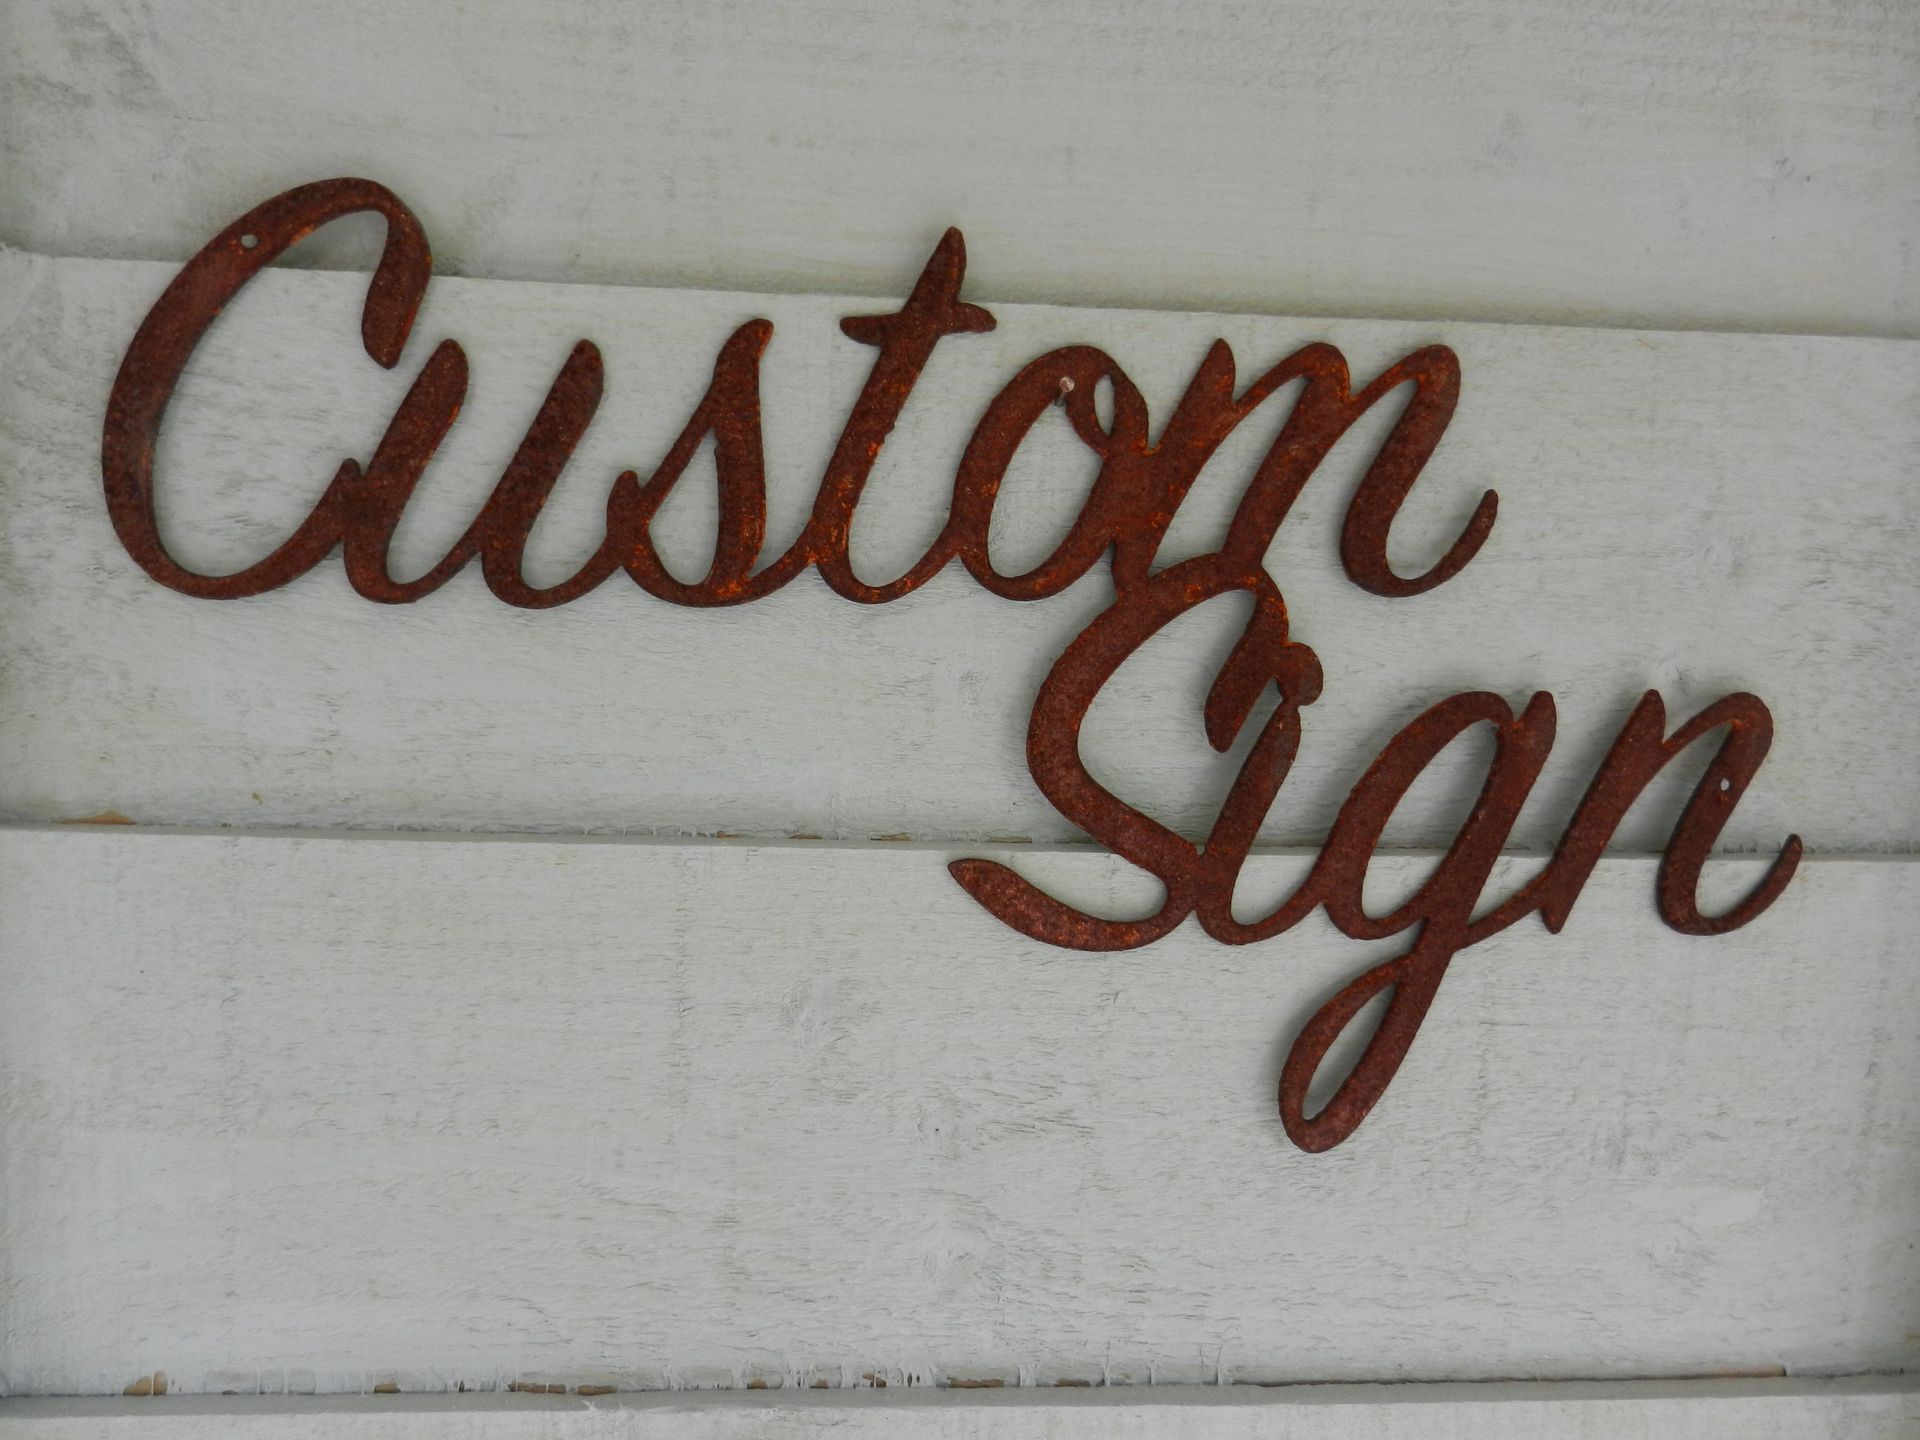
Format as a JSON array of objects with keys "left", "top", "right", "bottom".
[{"left": 2, "top": 1, "right": 1917, "bottom": 1435}]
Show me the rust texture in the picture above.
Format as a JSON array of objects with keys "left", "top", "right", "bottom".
[{"left": 101, "top": 179, "right": 1801, "bottom": 1152}]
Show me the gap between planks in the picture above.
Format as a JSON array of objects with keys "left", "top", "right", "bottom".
[
  {"left": 0, "top": 1377, "right": 1916, "bottom": 1440},
  {"left": 8, "top": 242, "right": 1919, "bottom": 346},
  {"left": 11, "top": 245, "right": 1920, "bottom": 349},
  {"left": 20, "top": 820, "right": 1910, "bottom": 863}
]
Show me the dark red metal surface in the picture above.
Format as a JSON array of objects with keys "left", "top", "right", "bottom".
[{"left": 100, "top": 179, "right": 1801, "bottom": 1152}]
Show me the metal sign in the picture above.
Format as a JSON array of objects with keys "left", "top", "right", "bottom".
[{"left": 101, "top": 179, "right": 1800, "bottom": 1151}]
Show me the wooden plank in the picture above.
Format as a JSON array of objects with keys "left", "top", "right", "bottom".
[
  {"left": 2, "top": 1, "right": 1915, "bottom": 337},
  {"left": 1, "top": 827, "right": 1914, "bottom": 1396},
  {"left": 4, "top": 1380, "right": 1920, "bottom": 1440},
  {"left": 3, "top": 253, "right": 1916, "bottom": 849}
]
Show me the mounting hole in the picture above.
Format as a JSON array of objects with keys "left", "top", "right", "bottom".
[
  {"left": 1719, "top": 778, "right": 1733, "bottom": 792},
  {"left": 240, "top": 233, "right": 258, "bottom": 249}
]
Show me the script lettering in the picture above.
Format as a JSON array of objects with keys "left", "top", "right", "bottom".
[{"left": 101, "top": 178, "right": 1801, "bottom": 1151}]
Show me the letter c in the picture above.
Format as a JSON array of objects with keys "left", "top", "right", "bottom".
[{"left": 102, "top": 178, "right": 433, "bottom": 596}]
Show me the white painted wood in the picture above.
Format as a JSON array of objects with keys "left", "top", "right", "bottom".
[
  {"left": 2, "top": 827, "right": 1914, "bottom": 1396},
  {"left": 3, "top": 1, "right": 1916, "bottom": 338},
  {"left": 5, "top": 0, "right": 1916, "bottom": 1416},
  {"left": 4, "top": 252, "right": 1915, "bottom": 849},
  {"left": 4, "top": 1380, "right": 1920, "bottom": 1439}
]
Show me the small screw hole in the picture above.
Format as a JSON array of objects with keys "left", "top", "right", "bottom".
[
  {"left": 1719, "top": 778, "right": 1732, "bottom": 792},
  {"left": 240, "top": 233, "right": 258, "bottom": 249}
]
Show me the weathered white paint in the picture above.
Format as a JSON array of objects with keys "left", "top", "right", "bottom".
[
  {"left": 5, "top": 1380, "right": 1920, "bottom": 1440},
  {"left": 3, "top": 252, "right": 1914, "bottom": 850},
  {"left": 4, "top": 0, "right": 1916, "bottom": 1414},
  {"left": 2, "top": 827, "right": 1914, "bottom": 1397},
  {"left": 3, "top": 1, "right": 1916, "bottom": 338}
]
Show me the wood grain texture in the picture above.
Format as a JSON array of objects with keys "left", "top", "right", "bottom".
[
  {"left": 5, "top": 1380, "right": 1920, "bottom": 1439},
  {"left": 2, "top": 827, "right": 1914, "bottom": 1396},
  {"left": 2, "top": 0, "right": 1916, "bottom": 338},
  {"left": 5, "top": 0, "right": 1917, "bottom": 1414},
  {"left": 3, "top": 252, "right": 1915, "bottom": 849}
]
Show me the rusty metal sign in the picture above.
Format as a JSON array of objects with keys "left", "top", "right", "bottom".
[{"left": 101, "top": 179, "right": 1801, "bottom": 1152}]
